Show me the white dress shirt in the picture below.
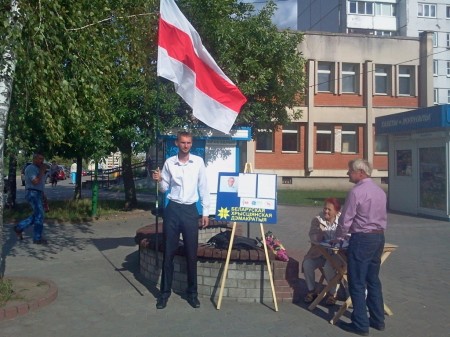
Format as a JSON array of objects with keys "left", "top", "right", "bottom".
[{"left": 159, "top": 153, "right": 210, "bottom": 216}]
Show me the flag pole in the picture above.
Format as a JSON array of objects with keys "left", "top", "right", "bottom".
[
  {"left": 154, "top": 76, "right": 161, "bottom": 267},
  {"left": 153, "top": 1, "right": 163, "bottom": 267}
]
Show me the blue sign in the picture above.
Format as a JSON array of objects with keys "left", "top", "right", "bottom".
[
  {"left": 215, "top": 172, "right": 277, "bottom": 224},
  {"left": 376, "top": 104, "right": 450, "bottom": 135}
]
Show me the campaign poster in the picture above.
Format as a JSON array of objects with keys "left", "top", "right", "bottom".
[{"left": 215, "top": 172, "right": 277, "bottom": 224}]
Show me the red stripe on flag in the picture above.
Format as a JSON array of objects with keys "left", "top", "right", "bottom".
[{"left": 158, "top": 19, "right": 246, "bottom": 113}]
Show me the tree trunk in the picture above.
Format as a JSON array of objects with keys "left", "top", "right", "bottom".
[
  {"left": 6, "top": 153, "right": 17, "bottom": 208},
  {"left": 0, "top": 51, "right": 16, "bottom": 213},
  {"left": 120, "top": 143, "right": 137, "bottom": 210},
  {"left": 0, "top": 0, "right": 20, "bottom": 278}
]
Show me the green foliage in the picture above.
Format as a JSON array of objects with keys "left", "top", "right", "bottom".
[
  {"left": 5, "top": 0, "right": 306, "bottom": 158},
  {"left": 6, "top": 1, "right": 153, "bottom": 160},
  {"left": 0, "top": 278, "right": 14, "bottom": 307},
  {"left": 4, "top": 198, "right": 153, "bottom": 223},
  {"left": 3, "top": 0, "right": 306, "bottom": 188}
]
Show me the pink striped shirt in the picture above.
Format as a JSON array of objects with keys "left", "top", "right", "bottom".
[{"left": 337, "top": 178, "right": 387, "bottom": 237}]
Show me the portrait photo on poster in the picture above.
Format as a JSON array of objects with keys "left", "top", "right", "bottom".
[{"left": 219, "top": 175, "right": 239, "bottom": 193}]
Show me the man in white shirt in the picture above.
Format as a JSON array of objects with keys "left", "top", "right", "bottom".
[
  {"left": 70, "top": 160, "right": 77, "bottom": 184},
  {"left": 152, "top": 131, "right": 210, "bottom": 309}
]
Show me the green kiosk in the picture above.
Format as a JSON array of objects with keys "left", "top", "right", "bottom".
[{"left": 376, "top": 104, "right": 450, "bottom": 220}]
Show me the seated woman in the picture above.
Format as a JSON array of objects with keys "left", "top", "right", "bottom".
[{"left": 302, "top": 197, "right": 341, "bottom": 305}]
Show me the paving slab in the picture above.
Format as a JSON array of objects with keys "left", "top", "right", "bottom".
[{"left": 1, "top": 188, "right": 450, "bottom": 336}]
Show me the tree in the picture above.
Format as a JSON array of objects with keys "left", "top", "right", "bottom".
[
  {"left": 0, "top": 0, "right": 21, "bottom": 278},
  {"left": 105, "top": 1, "right": 188, "bottom": 208},
  {"left": 6, "top": 1, "right": 156, "bottom": 200},
  {"left": 180, "top": 0, "right": 305, "bottom": 133},
  {"left": 2, "top": 0, "right": 306, "bottom": 212}
]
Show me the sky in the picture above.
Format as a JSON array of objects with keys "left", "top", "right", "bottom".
[{"left": 248, "top": 0, "right": 297, "bottom": 30}]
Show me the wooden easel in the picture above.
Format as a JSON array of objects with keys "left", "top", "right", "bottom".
[{"left": 216, "top": 163, "right": 279, "bottom": 311}]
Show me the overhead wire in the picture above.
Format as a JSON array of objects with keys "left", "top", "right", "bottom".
[{"left": 308, "top": 47, "right": 450, "bottom": 90}]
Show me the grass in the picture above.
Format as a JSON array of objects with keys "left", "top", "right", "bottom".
[
  {"left": 4, "top": 199, "right": 154, "bottom": 224},
  {"left": 277, "top": 189, "right": 347, "bottom": 206},
  {"left": 3, "top": 189, "right": 349, "bottom": 223},
  {"left": 0, "top": 279, "right": 15, "bottom": 307},
  {"left": 0, "top": 279, "right": 13, "bottom": 307}
]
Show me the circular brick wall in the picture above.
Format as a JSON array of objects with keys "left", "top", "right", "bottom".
[{"left": 136, "top": 222, "right": 300, "bottom": 303}]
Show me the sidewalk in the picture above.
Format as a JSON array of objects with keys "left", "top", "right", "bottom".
[{"left": 1, "top": 201, "right": 450, "bottom": 336}]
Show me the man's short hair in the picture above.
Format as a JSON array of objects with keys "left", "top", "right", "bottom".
[
  {"left": 33, "top": 152, "right": 44, "bottom": 160},
  {"left": 349, "top": 158, "right": 372, "bottom": 176},
  {"left": 177, "top": 131, "right": 193, "bottom": 140}
]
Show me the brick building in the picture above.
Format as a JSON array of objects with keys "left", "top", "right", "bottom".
[
  {"left": 297, "top": 0, "right": 450, "bottom": 106},
  {"left": 246, "top": 31, "right": 434, "bottom": 188}
]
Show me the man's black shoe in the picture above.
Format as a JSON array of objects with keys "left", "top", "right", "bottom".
[
  {"left": 33, "top": 238, "right": 48, "bottom": 245},
  {"left": 187, "top": 296, "right": 200, "bottom": 308},
  {"left": 369, "top": 320, "right": 385, "bottom": 331},
  {"left": 13, "top": 225, "right": 23, "bottom": 240},
  {"left": 156, "top": 297, "right": 168, "bottom": 309},
  {"left": 338, "top": 322, "right": 369, "bottom": 336}
]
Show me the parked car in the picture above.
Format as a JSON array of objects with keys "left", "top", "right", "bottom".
[
  {"left": 21, "top": 162, "right": 51, "bottom": 186},
  {"left": 56, "top": 165, "right": 67, "bottom": 180}
]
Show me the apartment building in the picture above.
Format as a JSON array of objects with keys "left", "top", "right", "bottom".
[
  {"left": 247, "top": 31, "right": 433, "bottom": 188},
  {"left": 297, "top": 0, "right": 450, "bottom": 105}
]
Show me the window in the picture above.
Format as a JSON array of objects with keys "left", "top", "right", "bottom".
[
  {"left": 359, "top": 1, "right": 373, "bottom": 15},
  {"left": 433, "top": 32, "right": 438, "bottom": 47},
  {"left": 447, "top": 90, "right": 450, "bottom": 103},
  {"left": 349, "top": 1, "right": 373, "bottom": 15},
  {"left": 418, "top": 3, "right": 436, "bottom": 18},
  {"left": 282, "top": 123, "right": 299, "bottom": 152},
  {"left": 375, "top": 134, "right": 388, "bottom": 154},
  {"left": 316, "top": 124, "right": 333, "bottom": 153},
  {"left": 434, "top": 89, "right": 438, "bottom": 104},
  {"left": 447, "top": 33, "right": 450, "bottom": 47},
  {"left": 349, "top": 1, "right": 357, "bottom": 14},
  {"left": 374, "top": 3, "right": 395, "bottom": 16},
  {"left": 374, "top": 30, "right": 396, "bottom": 37},
  {"left": 447, "top": 6, "right": 450, "bottom": 19},
  {"left": 398, "top": 65, "right": 414, "bottom": 96},
  {"left": 396, "top": 150, "right": 412, "bottom": 176},
  {"left": 341, "top": 125, "right": 358, "bottom": 153},
  {"left": 256, "top": 129, "right": 273, "bottom": 151},
  {"left": 419, "top": 147, "right": 446, "bottom": 210},
  {"left": 317, "top": 62, "right": 334, "bottom": 92},
  {"left": 433, "top": 60, "right": 438, "bottom": 76},
  {"left": 375, "top": 65, "right": 391, "bottom": 95},
  {"left": 447, "top": 62, "right": 450, "bottom": 76},
  {"left": 342, "top": 63, "right": 358, "bottom": 93}
]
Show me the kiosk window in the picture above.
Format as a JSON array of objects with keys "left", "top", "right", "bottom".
[
  {"left": 396, "top": 150, "right": 412, "bottom": 176},
  {"left": 419, "top": 147, "right": 446, "bottom": 211}
]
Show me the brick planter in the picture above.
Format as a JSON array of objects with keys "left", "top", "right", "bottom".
[{"left": 135, "top": 221, "right": 300, "bottom": 303}]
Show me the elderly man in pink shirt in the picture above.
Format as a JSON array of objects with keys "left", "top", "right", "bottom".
[{"left": 336, "top": 159, "right": 387, "bottom": 336}]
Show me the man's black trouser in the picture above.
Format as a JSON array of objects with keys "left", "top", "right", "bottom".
[{"left": 160, "top": 201, "right": 199, "bottom": 298}]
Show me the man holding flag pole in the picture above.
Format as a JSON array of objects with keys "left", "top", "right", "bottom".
[{"left": 153, "top": 0, "right": 246, "bottom": 309}]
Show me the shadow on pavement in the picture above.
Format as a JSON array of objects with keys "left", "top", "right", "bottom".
[{"left": 91, "top": 238, "right": 160, "bottom": 299}]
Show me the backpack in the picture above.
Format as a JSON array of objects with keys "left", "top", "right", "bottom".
[{"left": 207, "top": 231, "right": 259, "bottom": 250}]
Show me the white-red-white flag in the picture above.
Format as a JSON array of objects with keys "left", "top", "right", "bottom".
[{"left": 157, "top": 0, "right": 247, "bottom": 134}]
